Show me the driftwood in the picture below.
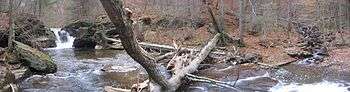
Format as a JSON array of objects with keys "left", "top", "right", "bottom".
[{"left": 13, "top": 41, "right": 57, "bottom": 74}]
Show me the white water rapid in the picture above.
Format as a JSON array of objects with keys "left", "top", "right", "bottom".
[{"left": 50, "top": 28, "right": 75, "bottom": 49}]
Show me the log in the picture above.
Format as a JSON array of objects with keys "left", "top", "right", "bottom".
[
  {"left": 13, "top": 41, "right": 57, "bottom": 74},
  {"left": 106, "top": 38, "right": 227, "bottom": 56},
  {"left": 168, "top": 33, "right": 221, "bottom": 90}
]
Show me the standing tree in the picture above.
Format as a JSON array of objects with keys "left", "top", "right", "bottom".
[
  {"left": 238, "top": 0, "right": 246, "bottom": 45},
  {"left": 7, "top": 0, "right": 14, "bottom": 50}
]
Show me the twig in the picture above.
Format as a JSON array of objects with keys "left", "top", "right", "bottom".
[{"left": 155, "top": 52, "right": 176, "bottom": 62}]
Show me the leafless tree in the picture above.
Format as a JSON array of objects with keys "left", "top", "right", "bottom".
[
  {"left": 8, "top": 0, "right": 14, "bottom": 50},
  {"left": 238, "top": 0, "right": 246, "bottom": 44}
]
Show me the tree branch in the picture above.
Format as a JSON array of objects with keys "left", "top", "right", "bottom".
[{"left": 99, "top": 0, "right": 171, "bottom": 89}]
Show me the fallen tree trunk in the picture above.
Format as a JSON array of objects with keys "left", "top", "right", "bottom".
[
  {"left": 100, "top": 0, "right": 222, "bottom": 91},
  {"left": 106, "top": 38, "right": 227, "bottom": 56},
  {"left": 13, "top": 41, "right": 57, "bottom": 74},
  {"left": 167, "top": 33, "right": 221, "bottom": 90}
]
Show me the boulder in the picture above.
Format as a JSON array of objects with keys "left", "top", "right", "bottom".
[
  {"left": 101, "top": 64, "right": 147, "bottom": 88},
  {"left": 61, "top": 21, "right": 94, "bottom": 37},
  {"left": 73, "top": 38, "right": 97, "bottom": 49},
  {"left": 14, "top": 41, "right": 57, "bottom": 74},
  {"left": 0, "top": 14, "right": 56, "bottom": 48}
]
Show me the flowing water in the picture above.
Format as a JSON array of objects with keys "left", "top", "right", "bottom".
[
  {"left": 49, "top": 28, "right": 75, "bottom": 49},
  {"left": 18, "top": 28, "right": 350, "bottom": 92}
]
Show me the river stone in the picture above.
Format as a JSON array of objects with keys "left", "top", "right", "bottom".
[
  {"left": 236, "top": 77, "right": 278, "bottom": 91},
  {"left": 101, "top": 65, "right": 147, "bottom": 88}
]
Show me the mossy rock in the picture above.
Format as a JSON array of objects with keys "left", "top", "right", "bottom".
[{"left": 14, "top": 41, "right": 57, "bottom": 74}]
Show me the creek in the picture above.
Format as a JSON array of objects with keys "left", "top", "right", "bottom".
[{"left": 18, "top": 28, "right": 350, "bottom": 92}]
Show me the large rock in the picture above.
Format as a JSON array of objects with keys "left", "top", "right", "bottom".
[
  {"left": 63, "top": 21, "right": 117, "bottom": 49},
  {"left": 61, "top": 21, "right": 94, "bottom": 37},
  {"left": 101, "top": 64, "right": 147, "bottom": 88},
  {"left": 14, "top": 41, "right": 57, "bottom": 74},
  {"left": 0, "top": 14, "right": 56, "bottom": 48},
  {"left": 72, "top": 27, "right": 97, "bottom": 49}
]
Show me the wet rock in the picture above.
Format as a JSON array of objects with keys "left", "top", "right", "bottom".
[
  {"left": 14, "top": 41, "right": 57, "bottom": 74},
  {"left": 236, "top": 77, "right": 278, "bottom": 91},
  {"left": 58, "top": 30, "right": 69, "bottom": 42},
  {"left": 104, "top": 86, "right": 131, "bottom": 92},
  {"left": 243, "top": 53, "right": 262, "bottom": 63},
  {"left": 73, "top": 38, "right": 97, "bottom": 49},
  {"left": 73, "top": 27, "right": 97, "bottom": 49},
  {"left": 62, "top": 21, "right": 94, "bottom": 37},
  {"left": 101, "top": 65, "right": 147, "bottom": 88}
]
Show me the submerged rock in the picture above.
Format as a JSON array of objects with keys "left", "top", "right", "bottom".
[{"left": 101, "top": 64, "right": 147, "bottom": 88}]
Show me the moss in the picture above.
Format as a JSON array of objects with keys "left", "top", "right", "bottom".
[{"left": 13, "top": 41, "right": 57, "bottom": 74}]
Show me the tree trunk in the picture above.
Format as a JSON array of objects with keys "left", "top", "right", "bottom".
[
  {"left": 99, "top": 0, "right": 171, "bottom": 90},
  {"left": 7, "top": 0, "right": 14, "bottom": 51},
  {"left": 238, "top": 0, "right": 246, "bottom": 45},
  {"left": 99, "top": 0, "right": 222, "bottom": 91}
]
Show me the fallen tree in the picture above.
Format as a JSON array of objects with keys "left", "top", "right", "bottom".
[{"left": 99, "top": 0, "right": 229, "bottom": 91}]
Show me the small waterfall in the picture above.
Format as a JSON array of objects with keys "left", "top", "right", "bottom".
[{"left": 50, "top": 28, "right": 75, "bottom": 49}]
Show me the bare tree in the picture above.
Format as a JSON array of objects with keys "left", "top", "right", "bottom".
[
  {"left": 238, "top": 0, "right": 246, "bottom": 45},
  {"left": 8, "top": 0, "right": 14, "bottom": 50},
  {"left": 336, "top": 0, "right": 345, "bottom": 45}
]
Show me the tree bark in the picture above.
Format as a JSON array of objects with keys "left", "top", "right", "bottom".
[
  {"left": 99, "top": 0, "right": 171, "bottom": 90},
  {"left": 8, "top": 0, "right": 14, "bottom": 51},
  {"left": 100, "top": 0, "right": 221, "bottom": 91},
  {"left": 238, "top": 0, "right": 246, "bottom": 44}
]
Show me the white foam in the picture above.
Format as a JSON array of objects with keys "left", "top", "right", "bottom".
[
  {"left": 48, "top": 28, "right": 75, "bottom": 49},
  {"left": 270, "top": 81, "right": 350, "bottom": 92}
]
